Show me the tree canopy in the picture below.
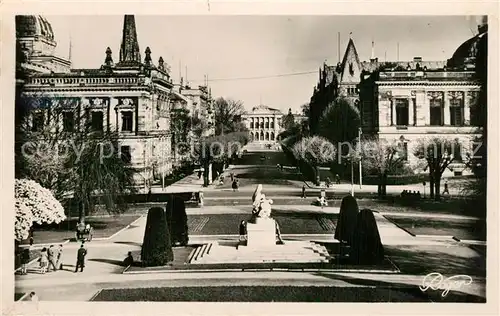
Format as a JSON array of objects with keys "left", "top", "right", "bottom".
[
  {"left": 318, "top": 97, "right": 361, "bottom": 145},
  {"left": 212, "top": 97, "right": 247, "bottom": 135}
]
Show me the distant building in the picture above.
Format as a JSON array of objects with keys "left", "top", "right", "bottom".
[
  {"left": 310, "top": 20, "right": 487, "bottom": 175},
  {"left": 242, "top": 105, "right": 284, "bottom": 143}
]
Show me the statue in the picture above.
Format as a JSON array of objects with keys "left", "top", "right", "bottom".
[{"left": 251, "top": 184, "right": 273, "bottom": 219}]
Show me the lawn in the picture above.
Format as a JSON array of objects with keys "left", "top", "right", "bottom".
[
  {"left": 125, "top": 246, "right": 197, "bottom": 272},
  {"left": 384, "top": 215, "right": 486, "bottom": 241},
  {"left": 89, "top": 285, "right": 483, "bottom": 302},
  {"left": 187, "top": 213, "right": 338, "bottom": 235},
  {"left": 22, "top": 215, "right": 141, "bottom": 245}
]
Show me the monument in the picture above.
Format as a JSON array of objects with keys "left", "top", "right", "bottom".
[{"left": 246, "top": 184, "right": 279, "bottom": 247}]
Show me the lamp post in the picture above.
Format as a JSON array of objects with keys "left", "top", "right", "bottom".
[
  {"left": 350, "top": 154, "right": 354, "bottom": 197},
  {"left": 358, "top": 127, "right": 363, "bottom": 189}
]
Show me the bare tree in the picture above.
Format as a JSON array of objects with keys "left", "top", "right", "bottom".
[
  {"left": 213, "top": 97, "right": 247, "bottom": 135},
  {"left": 361, "top": 138, "right": 406, "bottom": 197},
  {"left": 413, "top": 137, "right": 467, "bottom": 200},
  {"left": 292, "top": 136, "right": 336, "bottom": 184}
]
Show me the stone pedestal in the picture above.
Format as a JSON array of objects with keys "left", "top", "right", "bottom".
[{"left": 246, "top": 218, "right": 276, "bottom": 248}]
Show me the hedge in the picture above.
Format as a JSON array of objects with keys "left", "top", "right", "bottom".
[{"left": 362, "top": 174, "right": 428, "bottom": 186}]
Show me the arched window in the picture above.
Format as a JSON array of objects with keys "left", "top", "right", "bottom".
[
  {"left": 270, "top": 132, "right": 275, "bottom": 140},
  {"left": 250, "top": 132, "right": 254, "bottom": 141},
  {"left": 260, "top": 131, "right": 264, "bottom": 140},
  {"left": 256, "top": 132, "right": 259, "bottom": 141},
  {"left": 265, "top": 132, "right": 269, "bottom": 140}
]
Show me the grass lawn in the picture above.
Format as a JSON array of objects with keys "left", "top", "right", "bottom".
[
  {"left": 187, "top": 213, "right": 337, "bottom": 235},
  {"left": 384, "top": 216, "right": 486, "bottom": 241},
  {"left": 22, "top": 215, "right": 141, "bottom": 245},
  {"left": 385, "top": 243, "right": 486, "bottom": 277},
  {"left": 126, "top": 246, "right": 197, "bottom": 272},
  {"left": 90, "top": 285, "right": 483, "bottom": 302}
]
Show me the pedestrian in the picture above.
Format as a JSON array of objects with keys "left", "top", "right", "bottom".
[
  {"left": 29, "top": 230, "right": 34, "bottom": 246},
  {"left": 230, "top": 172, "right": 234, "bottom": 182},
  {"left": 326, "top": 177, "right": 331, "bottom": 188},
  {"left": 57, "top": 244, "right": 64, "bottom": 270},
  {"left": 302, "top": 185, "right": 306, "bottom": 198},
  {"left": 47, "top": 245, "right": 58, "bottom": 272},
  {"left": 39, "top": 247, "right": 48, "bottom": 274},
  {"left": 443, "top": 180, "right": 450, "bottom": 195},
  {"left": 197, "top": 169, "right": 202, "bottom": 179},
  {"left": 20, "top": 247, "right": 30, "bottom": 275},
  {"left": 198, "top": 190, "right": 204, "bottom": 207},
  {"left": 335, "top": 173, "right": 340, "bottom": 184},
  {"left": 29, "top": 291, "right": 38, "bottom": 302},
  {"left": 239, "top": 220, "right": 247, "bottom": 243},
  {"left": 123, "top": 251, "right": 134, "bottom": 267},
  {"left": 75, "top": 243, "right": 87, "bottom": 273}
]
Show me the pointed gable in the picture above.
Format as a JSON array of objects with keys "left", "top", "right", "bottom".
[{"left": 339, "top": 38, "right": 362, "bottom": 84}]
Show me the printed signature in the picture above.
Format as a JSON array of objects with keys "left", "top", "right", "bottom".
[{"left": 419, "top": 272, "right": 473, "bottom": 297}]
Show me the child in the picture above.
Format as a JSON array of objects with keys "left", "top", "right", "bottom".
[
  {"left": 20, "top": 247, "right": 30, "bottom": 275},
  {"left": 39, "top": 248, "right": 48, "bottom": 274}
]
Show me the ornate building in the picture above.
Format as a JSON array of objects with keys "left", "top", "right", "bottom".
[
  {"left": 16, "top": 15, "right": 177, "bottom": 192},
  {"left": 310, "top": 20, "right": 487, "bottom": 175},
  {"left": 242, "top": 105, "right": 284, "bottom": 143}
]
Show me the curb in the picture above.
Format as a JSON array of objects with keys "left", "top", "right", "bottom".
[
  {"left": 16, "top": 292, "right": 30, "bottom": 302},
  {"left": 122, "top": 267, "right": 400, "bottom": 275},
  {"left": 88, "top": 289, "right": 103, "bottom": 301}
]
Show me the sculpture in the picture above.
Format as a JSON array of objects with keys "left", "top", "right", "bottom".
[{"left": 251, "top": 184, "right": 273, "bottom": 219}]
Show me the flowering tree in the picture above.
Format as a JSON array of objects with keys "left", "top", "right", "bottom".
[
  {"left": 413, "top": 137, "right": 466, "bottom": 200},
  {"left": 15, "top": 178, "right": 66, "bottom": 241},
  {"left": 292, "top": 136, "right": 336, "bottom": 184},
  {"left": 361, "top": 138, "right": 406, "bottom": 197}
]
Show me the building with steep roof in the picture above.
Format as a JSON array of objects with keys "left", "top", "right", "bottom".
[
  {"left": 310, "top": 20, "right": 487, "bottom": 175},
  {"left": 16, "top": 15, "right": 206, "bottom": 191}
]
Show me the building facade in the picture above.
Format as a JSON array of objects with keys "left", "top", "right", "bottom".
[
  {"left": 242, "top": 105, "right": 284, "bottom": 143},
  {"left": 16, "top": 15, "right": 177, "bottom": 192},
  {"left": 310, "top": 21, "right": 486, "bottom": 175}
]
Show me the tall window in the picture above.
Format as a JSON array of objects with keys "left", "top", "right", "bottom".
[
  {"left": 250, "top": 120, "right": 254, "bottom": 129},
  {"left": 91, "top": 111, "right": 104, "bottom": 131},
  {"left": 452, "top": 142, "right": 463, "bottom": 162},
  {"left": 395, "top": 99, "right": 409, "bottom": 126},
  {"left": 32, "top": 112, "right": 44, "bottom": 132},
  {"left": 260, "top": 121, "right": 264, "bottom": 128},
  {"left": 121, "top": 146, "right": 132, "bottom": 163},
  {"left": 265, "top": 120, "right": 269, "bottom": 129},
  {"left": 429, "top": 98, "right": 443, "bottom": 126},
  {"left": 450, "top": 98, "right": 464, "bottom": 126},
  {"left": 270, "top": 120, "right": 274, "bottom": 129},
  {"left": 121, "top": 111, "right": 133, "bottom": 132},
  {"left": 62, "top": 112, "right": 75, "bottom": 132}
]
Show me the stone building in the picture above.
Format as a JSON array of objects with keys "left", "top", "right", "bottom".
[
  {"left": 242, "top": 105, "right": 284, "bottom": 143},
  {"left": 16, "top": 15, "right": 176, "bottom": 192},
  {"left": 310, "top": 21, "right": 487, "bottom": 175}
]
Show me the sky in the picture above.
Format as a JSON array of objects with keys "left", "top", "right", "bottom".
[{"left": 47, "top": 15, "right": 484, "bottom": 113}]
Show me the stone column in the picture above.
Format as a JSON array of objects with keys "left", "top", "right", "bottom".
[
  {"left": 408, "top": 97, "right": 414, "bottom": 126},
  {"left": 464, "top": 92, "right": 472, "bottom": 125},
  {"left": 444, "top": 92, "right": 451, "bottom": 125},
  {"left": 391, "top": 99, "right": 396, "bottom": 126},
  {"left": 109, "top": 97, "right": 119, "bottom": 132}
]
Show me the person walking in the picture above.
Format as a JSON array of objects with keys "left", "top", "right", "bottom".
[
  {"left": 75, "top": 243, "right": 87, "bottom": 273},
  {"left": 443, "top": 180, "right": 450, "bottom": 195},
  {"left": 20, "top": 247, "right": 30, "bottom": 275},
  {"left": 302, "top": 185, "right": 306, "bottom": 198},
  {"left": 39, "top": 247, "right": 48, "bottom": 274},
  {"left": 47, "top": 245, "right": 58, "bottom": 272},
  {"left": 239, "top": 220, "right": 247, "bottom": 243},
  {"left": 335, "top": 174, "right": 341, "bottom": 184},
  {"left": 57, "top": 244, "right": 64, "bottom": 270}
]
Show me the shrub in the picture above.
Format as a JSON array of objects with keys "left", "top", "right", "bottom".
[
  {"left": 362, "top": 174, "right": 428, "bottom": 185},
  {"left": 334, "top": 195, "right": 359, "bottom": 244},
  {"left": 350, "top": 209, "right": 385, "bottom": 265},
  {"left": 166, "top": 195, "right": 189, "bottom": 246},
  {"left": 141, "top": 207, "right": 174, "bottom": 266}
]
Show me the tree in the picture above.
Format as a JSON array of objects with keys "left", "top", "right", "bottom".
[
  {"left": 318, "top": 97, "right": 361, "bottom": 148},
  {"left": 194, "top": 131, "right": 249, "bottom": 186},
  {"left": 334, "top": 195, "right": 359, "bottom": 245},
  {"left": 350, "top": 209, "right": 385, "bottom": 265},
  {"left": 141, "top": 207, "right": 174, "bottom": 266},
  {"left": 15, "top": 179, "right": 66, "bottom": 241},
  {"left": 292, "top": 136, "right": 336, "bottom": 184},
  {"left": 16, "top": 95, "right": 137, "bottom": 222},
  {"left": 166, "top": 195, "right": 189, "bottom": 246},
  {"left": 413, "top": 137, "right": 466, "bottom": 200},
  {"left": 282, "top": 108, "right": 295, "bottom": 131},
  {"left": 361, "top": 138, "right": 406, "bottom": 197},
  {"left": 213, "top": 97, "right": 247, "bottom": 135}
]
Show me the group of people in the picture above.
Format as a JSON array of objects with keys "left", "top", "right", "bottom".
[
  {"left": 400, "top": 190, "right": 422, "bottom": 201},
  {"left": 33, "top": 244, "right": 64, "bottom": 274}
]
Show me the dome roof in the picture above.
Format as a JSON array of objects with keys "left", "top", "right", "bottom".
[
  {"left": 447, "top": 24, "right": 487, "bottom": 69},
  {"left": 16, "top": 15, "right": 55, "bottom": 41}
]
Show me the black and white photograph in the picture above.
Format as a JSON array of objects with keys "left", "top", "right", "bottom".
[{"left": 2, "top": 3, "right": 498, "bottom": 313}]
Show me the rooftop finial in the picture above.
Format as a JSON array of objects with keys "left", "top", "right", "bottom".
[
  {"left": 104, "top": 47, "right": 113, "bottom": 66},
  {"left": 371, "top": 39, "right": 375, "bottom": 60},
  {"left": 144, "top": 46, "right": 152, "bottom": 65},
  {"left": 119, "top": 15, "right": 141, "bottom": 63}
]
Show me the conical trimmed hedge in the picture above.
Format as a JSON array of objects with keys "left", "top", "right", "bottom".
[
  {"left": 141, "top": 207, "right": 174, "bottom": 266},
  {"left": 166, "top": 195, "right": 189, "bottom": 246},
  {"left": 350, "top": 209, "right": 385, "bottom": 265},
  {"left": 334, "top": 195, "right": 359, "bottom": 244}
]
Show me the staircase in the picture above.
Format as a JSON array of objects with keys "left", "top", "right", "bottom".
[{"left": 189, "top": 240, "right": 330, "bottom": 264}]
